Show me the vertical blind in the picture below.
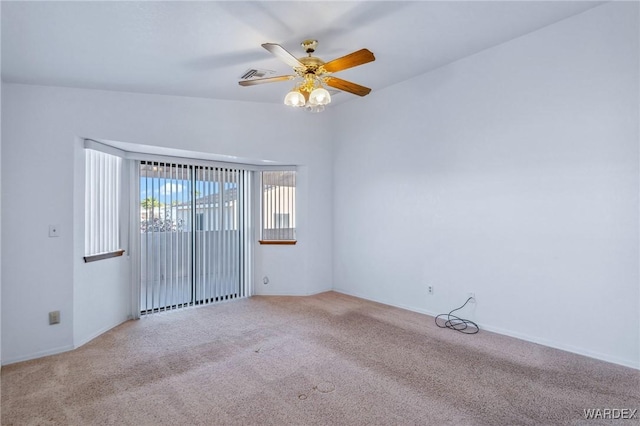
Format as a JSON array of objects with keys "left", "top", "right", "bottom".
[
  {"left": 139, "top": 161, "right": 252, "bottom": 314},
  {"left": 261, "top": 170, "right": 296, "bottom": 241},
  {"left": 85, "top": 149, "right": 122, "bottom": 256}
]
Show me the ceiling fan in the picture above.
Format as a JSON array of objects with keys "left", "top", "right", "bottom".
[{"left": 239, "top": 39, "right": 375, "bottom": 112}]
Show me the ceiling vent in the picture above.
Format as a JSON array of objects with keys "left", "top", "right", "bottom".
[{"left": 240, "top": 68, "right": 275, "bottom": 80}]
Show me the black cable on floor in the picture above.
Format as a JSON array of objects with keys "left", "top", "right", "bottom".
[{"left": 435, "top": 297, "right": 479, "bottom": 334}]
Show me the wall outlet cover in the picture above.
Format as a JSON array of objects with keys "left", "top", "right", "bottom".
[
  {"left": 49, "top": 225, "right": 60, "bottom": 237},
  {"left": 49, "top": 311, "right": 60, "bottom": 325}
]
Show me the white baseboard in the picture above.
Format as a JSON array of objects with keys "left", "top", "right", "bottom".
[
  {"left": 2, "top": 318, "right": 130, "bottom": 366},
  {"left": 73, "top": 317, "right": 130, "bottom": 349},
  {"left": 332, "top": 288, "right": 640, "bottom": 371},
  {"left": 477, "top": 322, "right": 639, "bottom": 370},
  {"left": 254, "top": 289, "right": 331, "bottom": 297},
  {"left": 2, "top": 344, "right": 76, "bottom": 366}
]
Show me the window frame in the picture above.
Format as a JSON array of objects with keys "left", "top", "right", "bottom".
[
  {"left": 83, "top": 142, "right": 126, "bottom": 263},
  {"left": 259, "top": 170, "right": 297, "bottom": 245}
]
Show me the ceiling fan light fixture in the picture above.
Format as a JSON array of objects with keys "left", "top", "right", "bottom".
[
  {"left": 309, "top": 87, "right": 331, "bottom": 106},
  {"left": 242, "top": 39, "right": 374, "bottom": 112},
  {"left": 284, "top": 90, "right": 305, "bottom": 107}
]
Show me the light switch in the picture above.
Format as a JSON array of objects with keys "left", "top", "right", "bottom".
[{"left": 49, "top": 225, "right": 60, "bottom": 237}]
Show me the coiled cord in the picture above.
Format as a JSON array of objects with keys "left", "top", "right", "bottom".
[{"left": 435, "top": 297, "right": 479, "bottom": 334}]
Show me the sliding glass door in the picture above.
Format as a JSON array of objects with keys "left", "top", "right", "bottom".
[
  {"left": 193, "top": 166, "right": 243, "bottom": 304},
  {"left": 139, "top": 161, "right": 251, "bottom": 315}
]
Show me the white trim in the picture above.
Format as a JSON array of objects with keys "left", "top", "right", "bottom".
[
  {"left": 1, "top": 344, "right": 75, "bottom": 366},
  {"left": 1, "top": 317, "right": 131, "bottom": 366},
  {"left": 84, "top": 139, "right": 126, "bottom": 158},
  {"left": 126, "top": 151, "right": 265, "bottom": 170},
  {"left": 84, "top": 138, "right": 297, "bottom": 171},
  {"left": 477, "top": 322, "right": 640, "bottom": 371},
  {"left": 332, "top": 288, "right": 640, "bottom": 371},
  {"left": 73, "top": 318, "right": 130, "bottom": 349},
  {"left": 257, "top": 289, "right": 330, "bottom": 297}
]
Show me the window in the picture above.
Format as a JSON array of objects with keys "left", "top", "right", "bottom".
[
  {"left": 260, "top": 170, "right": 296, "bottom": 244},
  {"left": 84, "top": 148, "right": 124, "bottom": 262}
]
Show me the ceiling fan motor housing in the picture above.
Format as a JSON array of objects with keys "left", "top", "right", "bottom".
[
  {"left": 301, "top": 39, "right": 318, "bottom": 54},
  {"left": 298, "top": 56, "right": 325, "bottom": 75}
]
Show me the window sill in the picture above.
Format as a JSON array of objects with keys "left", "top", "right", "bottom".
[
  {"left": 84, "top": 249, "right": 125, "bottom": 263},
  {"left": 259, "top": 240, "right": 297, "bottom": 245}
]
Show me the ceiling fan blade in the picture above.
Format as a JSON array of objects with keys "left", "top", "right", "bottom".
[
  {"left": 322, "top": 49, "right": 375, "bottom": 73},
  {"left": 238, "top": 75, "right": 295, "bottom": 86},
  {"left": 325, "top": 77, "right": 371, "bottom": 97},
  {"left": 262, "top": 43, "right": 304, "bottom": 68}
]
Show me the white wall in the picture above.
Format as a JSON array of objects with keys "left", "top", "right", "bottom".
[
  {"left": 333, "top": 2, "right": 639, "bottom": 368},
  {"left": 0, "top": 3, "right": 3, "bottom": 367},
  {"left": 72, "top": 141, "right": 132, "bottom": 348},
  {"left": 1, "top": 84, "right": 334, "bottom": 364}
]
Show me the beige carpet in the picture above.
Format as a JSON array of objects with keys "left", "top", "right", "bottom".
[{"left": 1, "top": 291, "right": 638, "bottom": 425}]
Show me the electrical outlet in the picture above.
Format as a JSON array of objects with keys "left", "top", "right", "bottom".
[
  {"left": 468, "top": 292, "right": 476, "bottom": 302},
  {"left": 428, "top": 285, "right": 433, "bottom": 295},
  {"left": 49, "top": 311, "right": 60, "bottom": 325},
  {"left": 263, "top": 276, "right": 269, "bottom": 285}
]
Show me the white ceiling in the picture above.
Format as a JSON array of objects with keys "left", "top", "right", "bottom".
[{"left": 2, "top": 1, "right": 603, "bottom": 106}]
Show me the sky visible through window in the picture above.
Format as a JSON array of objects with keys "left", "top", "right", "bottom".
[{"left": 140, "top": 177, "right": 236, "bottom": 206}]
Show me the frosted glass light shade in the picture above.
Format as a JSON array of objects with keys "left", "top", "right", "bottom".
[
  {"left": 284, "top": 91, "right": 306, "bottom": 107},
  {"left": 309, "top": 87, "right": 331, "bottom": 106}
]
